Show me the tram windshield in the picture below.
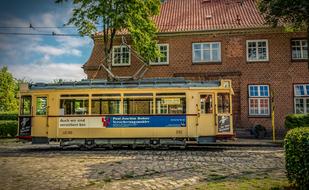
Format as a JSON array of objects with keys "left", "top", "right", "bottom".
[{"left": 217, "top": 93, "right": 230, "bottom": 113}]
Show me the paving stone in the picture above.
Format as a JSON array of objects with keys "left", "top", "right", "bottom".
[{"left": 0, "top": 141, "right": 286, "bottom": 190}]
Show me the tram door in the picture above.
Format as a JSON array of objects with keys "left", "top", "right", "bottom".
[
  {"left": 31, "top": 96, "right": 49, "bottom": 137},
  {"left": 19, "top": 96, "right": 32, "bottom": 137},
  {"left": 216, "top": 93, "right": 232, "bottom": 134},
  {"left": 198, "top": 94, "right": 215, "bottom": 135}
]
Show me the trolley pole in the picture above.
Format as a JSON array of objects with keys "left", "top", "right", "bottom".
[{"left": 271, "top": 91, "right": 275, "bottom": 142}]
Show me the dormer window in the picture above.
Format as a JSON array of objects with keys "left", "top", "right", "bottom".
[
  {"left": 112, "top": 46, "right": 131, "bottom": 66},
  {"left": 150, "top": 44, "right": 169, "bottom": 65}
]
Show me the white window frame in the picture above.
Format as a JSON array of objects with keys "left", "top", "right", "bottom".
[
  {"left": 112, "top": 45, "right": 131, "bottom": 66},
  {"left": 246, "top": 40, "right": 269, "bottom": 62},
  {"left": 150, "top": 44, "right": 169, "bottom": 65},
  {"left": 292, "top": 39, "right": 308, "bottom": 60},
  {"left": 248, "top": 85, "right": 270, "bottom": 116},
  {"left": 294, "top": 84, "right": 309, "bottom": 114},
  {"left": 192, "top": 42, "right": 221, "bottom": 63}
]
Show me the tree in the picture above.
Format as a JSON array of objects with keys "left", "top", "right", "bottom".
[
  {"left": 0, "top": 66, "right": 18, "bottom": 112},
  {"left": 53, "top": 79, "right": 64, "bottom": 84},
  {"left": 258, "top": 0, "right": 309, "bottom": 66},
  {"left": 56, "top": 0, "right": 161, "bottom": 80}
]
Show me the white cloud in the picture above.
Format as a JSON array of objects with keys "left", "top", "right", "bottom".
[
  {"left": 0, "top": 8, "right": 93, "bottom": 82},
  {"left": 56, "top": 36, "right": 92, "bottom": 48},
  {"left": 7, "top": 61, "right": 86, "bottom": 82},
  {"left": 32, "top": 45, "right": 82, "bottom": 57}
]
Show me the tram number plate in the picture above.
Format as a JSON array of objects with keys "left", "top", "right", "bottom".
[
  {"left": 62, "top": 130, "right": 73, "bottom": 135},
  {"left": 176, "top": 130, "right": 182, "bottom": 134}
]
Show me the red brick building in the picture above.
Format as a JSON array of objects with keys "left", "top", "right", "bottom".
[{"left": 83, "top": 0, "right": 309, "bottom": 136}]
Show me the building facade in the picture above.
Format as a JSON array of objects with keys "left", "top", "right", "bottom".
[{"left": 83, "top": 0, "right": 309, "bottom": 136}]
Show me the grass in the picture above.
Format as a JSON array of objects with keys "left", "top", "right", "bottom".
[
  {"left": 123, "top": 171, "right": 135, "bottom": 179},
  {"left": 0, "top": 138, "right": 19, "bottom": 144},
  {"left": 189, "top": 178, "right": 292, "bottom": 190},
  {"left": 208, "top": 173, "right": 228, "bottom": 181}
]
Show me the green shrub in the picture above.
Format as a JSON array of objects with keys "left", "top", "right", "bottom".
[
  {"left": 284, "top": 127, "right": 309, "bottom": 189},
  {"left": 0, "top": 120, "right": 18, "bottom": 137},
  {"left": 284, "top": 114, "right": 309, "bottom": 129},
  {"left": 0, "top": 112, "right": 18, "bottom": 121}
]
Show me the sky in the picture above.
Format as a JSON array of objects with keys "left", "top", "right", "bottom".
[{"left": 0, "top": 0, "right": 93, "bottom": 82}]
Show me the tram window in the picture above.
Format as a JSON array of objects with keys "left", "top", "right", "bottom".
[
  {"left": 91, "top": 99, "right": 120, "bottom": 114},
  {"left": 156, "top": 97, "right": 186, "bottom": 114},
  {"left": 60, "top": 99, "right": 89, "bottom": 115},
  {"left": 217, "top": 93, "right": 230, "bottom": 113},
  {"left": 36, "top": 97, "right": 47, "bottom": 115},
  {"left": 92, "top": 94, "right": 121, "bottom": 97},
  {"left": 200, "top": 95, "right": 213, "bottom": 114},
  {"left": 61, "top": 94, "right": 88, "bottom": 97},
  {"left": 123, "top": 98, "right": 153, "bottom": 114},
  {"left": 20, "top": 96, "right": 31, "bottom": 115}
]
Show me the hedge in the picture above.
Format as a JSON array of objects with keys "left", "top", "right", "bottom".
[
  {"left": 284, "top": 127, "right": 309, "bottom": 189},
  {"left": 0, "top": 120, "right": 18, "bottom": 137},
  {"left": 284, "top": 114, "right": 309, "bottom": 129},
  {"left": 0, "top": 112, "right": 18, "bottom": 121}
]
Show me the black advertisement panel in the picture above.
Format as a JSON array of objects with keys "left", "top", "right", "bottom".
[
  {"left": 19, "top": 116, "right": 31, "bottom": 136},
  {"left": 218, "top": 115, "right": 230, "bottom": 133}
]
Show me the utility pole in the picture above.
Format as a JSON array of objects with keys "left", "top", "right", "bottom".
[{"left": 271, "top": 90, "right": 275, "bottom": 142}]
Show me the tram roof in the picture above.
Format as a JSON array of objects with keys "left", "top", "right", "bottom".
[{"left": 29, "top": 78, "right": 221, "bottom": 90}]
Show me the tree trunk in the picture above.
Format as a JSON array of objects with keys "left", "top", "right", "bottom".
[{"left": 107, "top": 54, "right": 113, "bottom": 81}]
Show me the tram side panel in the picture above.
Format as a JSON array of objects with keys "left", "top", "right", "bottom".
[
  {"left": 31, "top": 89, "right": 233, "bottom": 141},
  {"left": 45, "top": 91, "right": 220, "bottom": 140}
]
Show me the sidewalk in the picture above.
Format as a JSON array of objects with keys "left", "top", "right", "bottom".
[{"left": 206, "top": 138, "right": 284, "bottom": 147}]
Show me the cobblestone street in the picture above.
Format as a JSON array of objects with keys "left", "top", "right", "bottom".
[{"left": 0, "top": 140, "right": 286, "bottom": 190}]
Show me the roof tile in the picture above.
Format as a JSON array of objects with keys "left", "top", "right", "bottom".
[
  {"left": 154, "top": 0, "right": 266, "bottom": 33},
  {"left": 95, "top": 0, "right": 266, "bottom": 36}
]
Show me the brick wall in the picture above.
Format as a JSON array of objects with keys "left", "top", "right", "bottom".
[{"left": 84, "top": 29, "right": 309, "bottom": 136}]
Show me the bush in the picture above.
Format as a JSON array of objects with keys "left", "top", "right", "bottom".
[
  {"left": 284, "top": 114, "right": 309, "bottom": 129},
  {"left": 0, "top": 112, "right": 18, "bottom": 121},
  {"left": 0, "top": 120, "right": 18, "bottom": 137},
  {"left": 284, "top": 127, "right": 309, "bottom": 189}
]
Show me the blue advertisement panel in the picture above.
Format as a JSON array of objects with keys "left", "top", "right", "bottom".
[{"left": 102, "top": 115, "right": 186, "bottom": 128}]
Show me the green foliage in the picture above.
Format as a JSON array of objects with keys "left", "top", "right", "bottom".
[
  {"left": 258, "top": 0, "right": 309, "bottom": 30},
  {"left": 284, "top": 127, "right": 309, "bottom": 189},
  {"left": 0, "top": 66, "right": 19, "bottom": 112},
  {"left": 284, "top": 114, "right": 309, "bottom": 129},
  {"left": 258, "top": 0, "right": 309, "bottom": 66},
  {"left": 0, "top": 112, "right": 18, "bottom": 121},
  {"left": 56, "top": 0, "right": 161, "bottom": 65},
  {"left": 0, "top": 120, "right": 18, "bottom": 137}
]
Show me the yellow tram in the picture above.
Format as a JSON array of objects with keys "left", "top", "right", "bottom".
[{"left": 18, "top": 78, "right": 234, "bottom": 148}]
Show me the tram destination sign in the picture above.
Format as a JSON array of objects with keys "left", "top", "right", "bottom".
[{"left": 58, "top": 115, "right": 186, "bottom": 128}]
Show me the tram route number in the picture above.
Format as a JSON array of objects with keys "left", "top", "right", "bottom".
[{"left": 62, "top": 130, "right": 73, "bottom": 135}]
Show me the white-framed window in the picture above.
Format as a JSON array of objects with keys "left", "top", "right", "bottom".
[
  {"left": 248, "top": 85, "right": 270, "bottom": 116},
  {"left": 294, "top": 84, "right": 309, "bottom": 114},
  {"left": 112, "top": 45, "right": 131, "bottom": 66},
  {"left": 150, "top": 44, "right": 169, "bottom": 65},
  {"left": 246, "top": 40, "right": 269, "bottom": 62},
  {"left": 192, "top": 42, "right": 221, "bottom": 63},
  {"left": 292, "top": 40, "right": 308, "bottom": 60}
]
